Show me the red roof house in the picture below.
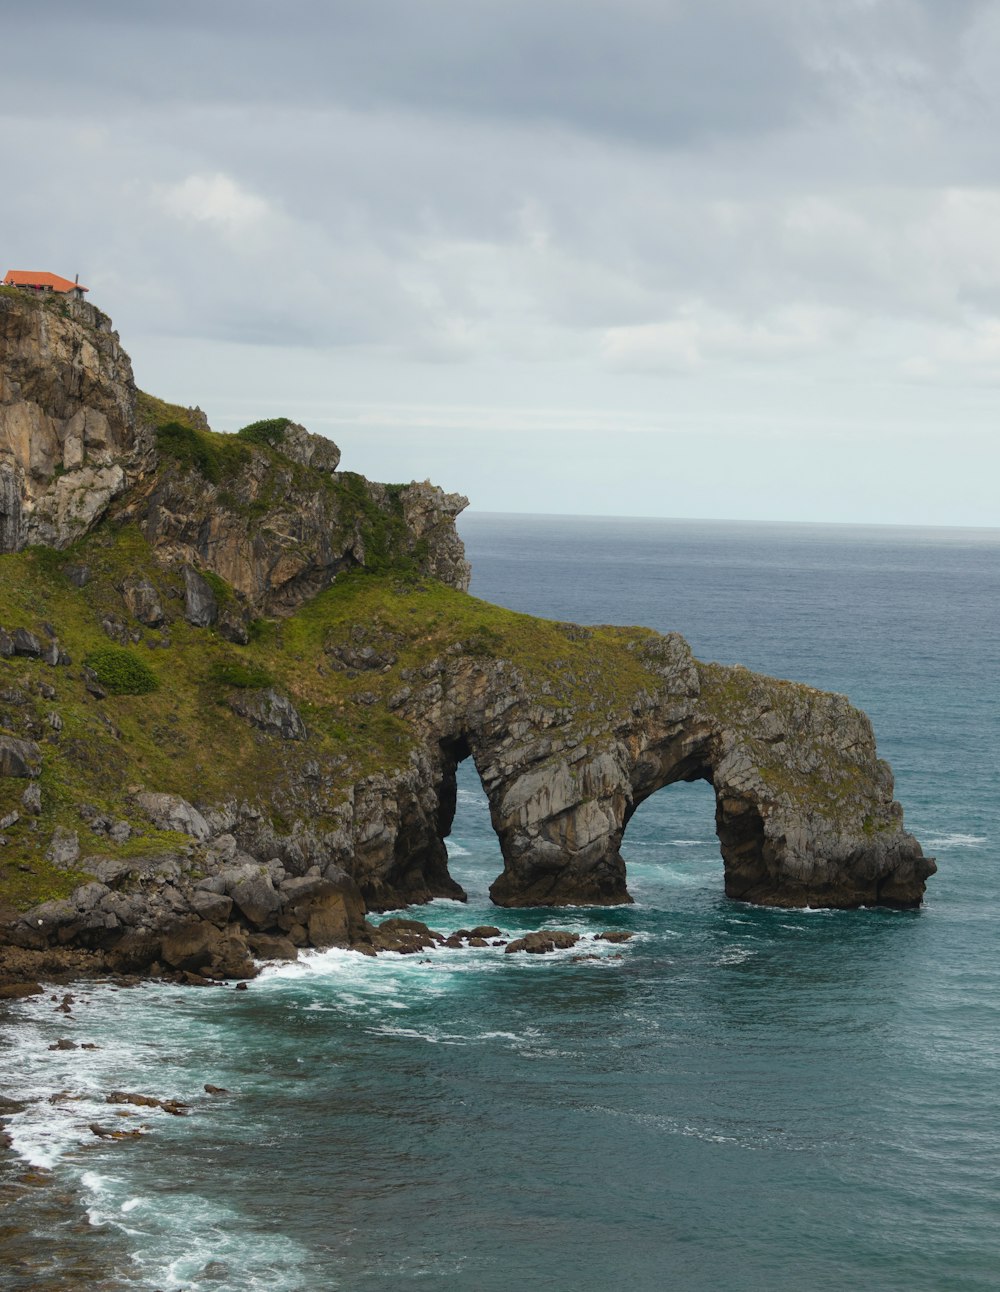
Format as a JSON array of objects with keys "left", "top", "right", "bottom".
[{"left": 3, "top": 270, "right": 88, "bottom": 300}]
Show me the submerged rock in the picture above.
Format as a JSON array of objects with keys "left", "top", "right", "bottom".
[{"left": 504, "top": 931, "right": 581, "bottom": 955}]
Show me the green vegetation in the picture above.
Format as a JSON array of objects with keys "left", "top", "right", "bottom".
[
  {"left": 155, "top": 421, "right": 227, "bottom": 484},
  {"left": 84, "top": 647, "right": 160, "bottom": 695},
  {"left": 236, "top": 417, "right": 292, "bottom": 447},
  {"left": 209, "top": 659, "right": 274, "bottom": 690},
  {"left": 0, "top": 512, "right": 672, "bottom": 913}
]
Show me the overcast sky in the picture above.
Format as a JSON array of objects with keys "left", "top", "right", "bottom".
[{"left": 4, "top": 0, "right": 1000, "bottom": 525}]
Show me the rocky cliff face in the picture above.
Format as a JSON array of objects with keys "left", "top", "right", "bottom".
[
  {"left": 0, "top": 289, "right": 470, "bottom": 612},
  {"left": 0, "top": 291, "right": 146, "bottom": 551},
  {"left": 0, "top": 292, "right": 934, "bottom": 984}
]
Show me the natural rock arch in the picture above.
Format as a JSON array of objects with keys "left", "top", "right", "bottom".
[{"left": 358, "top": 643, "right": 934, "bottom": 913}]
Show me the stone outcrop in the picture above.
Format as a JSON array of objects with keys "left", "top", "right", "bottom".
[
  {"left": 0, "top": 289, "right": 470, "bottom": 609},
  {"left": 0, "top": 291, "right": 147, "bottom": 549},
  {"left": 316, "top": 633, "right": 934, "bottom": 912},
  {"left": 122, "top": 449, "right": 470, "bottom": 615}
]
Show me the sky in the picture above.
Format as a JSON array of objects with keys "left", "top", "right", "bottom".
[{"left": 3, "top": 0, "right": 1000, "bottom": 525}]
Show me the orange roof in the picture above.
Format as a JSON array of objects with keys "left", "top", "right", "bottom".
[{"left": 3, "top": 270, "right": 88, "bottom": 294}]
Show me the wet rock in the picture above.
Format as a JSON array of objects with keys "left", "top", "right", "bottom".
[
  {"left": 595, "top": 930, "right": 635, "bottom": 943},
  {"left": 247, "top": 933, "right": 298, "bottom": 961},
  {"left": 0, "top": 981, "right": 43, "bottom": 999},
  {"left": 107, "top": 1091, "right": 190, "bottom": 1116},
  {"left": 48, "top": 1038, "right": 77, "bottom": 1050},
  {"left": 468, "top": 925, "right": 502, "bottom": 939},
  {"left": 90, "top": 1123, "right": 143, "bottom": 1140},
  {"left": 160, "top": 920, "right": 223, "bottom": 972},
  {"left": 204, "top": 1084, "right": 229, "bottom": 1095},
  {"left": 279, "top": 871, "right": 367, "bottom": 949},
  {"left": 504, "top": 930, "right": 581, "bottom": 955},
  {"left": 370, "top": 917, "right": 444, "bottom": 954}
]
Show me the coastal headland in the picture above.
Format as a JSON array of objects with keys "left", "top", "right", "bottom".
[{"left": 0, "top": 287, "right": 935, "bottom": 988}]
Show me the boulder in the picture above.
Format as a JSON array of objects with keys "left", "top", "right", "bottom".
[
  {"left": 45, "top": 827, "right": 80, "bottom": 868},
  {"left": 161, "top": 919, "right": 222, "bottom": 971},
  {"left": 279, "top": 872, "right": 367, "bottom": 948},
  {"left": 189, "top": 889, "right": 233, "bottom": 926},
  {"left": 183, "top": 565, "right": 218, "bottom": 628},
  {"left": 121, "top": 575, "right": 165, "bottom": 627},
  {"left": 229, "top": 687, "right": 306, "bottom": 741},
  {"left": 369, "top": 917, "right": 444, "bottom": 955},
  {"left": 223, "top": 863, "right": 281, "bottom": 929},
  {"left": 247, "top": 933, "right": 298, "bottom": 961},
  {"left": 133, "top": 791, "right": 210, "bottom": 840},
  {"left": 504, "top": 930, "right": 581, "bottom": 955},
  {"left": 0, "top": 736, "right": 41, "bottom": 778},
  {"left": 12, "top": 628, "right": 42, "bottom": 657}
]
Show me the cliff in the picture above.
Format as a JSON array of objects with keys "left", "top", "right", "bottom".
[{"left": 0, "top": 291, "right": 934, "bottom": 983}]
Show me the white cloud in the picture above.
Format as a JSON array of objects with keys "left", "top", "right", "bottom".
[{"left": 158, "top": 172, "right": 272, "bottom": 235}]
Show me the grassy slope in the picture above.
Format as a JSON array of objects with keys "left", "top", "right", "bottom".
[{"left": 0, "top": 523, "right": 664, "bottom": 913}]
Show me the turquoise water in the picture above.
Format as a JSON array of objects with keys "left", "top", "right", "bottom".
[{"left": 2, "top": 516, "right": 998, "bottom": 1290}]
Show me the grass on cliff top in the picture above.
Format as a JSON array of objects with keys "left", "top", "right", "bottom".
[{"left": 137, "top": 393, "right": 418, "bottom": 568}]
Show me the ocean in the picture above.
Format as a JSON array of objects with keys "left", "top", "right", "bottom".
[{"left": 1, "top": 514, "right": 998, "bottom": 1291}]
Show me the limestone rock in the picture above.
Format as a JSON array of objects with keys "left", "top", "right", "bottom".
[
  {"left": 222, "top": 863, "right": 281, "bottom": 929},
  {"left": 133, "top": 791, "right": 210, "bottom": 840},
  {"left": 504, "top": 930, "right": 581, "bottom": 955},
  {"left": 121, "top": 575, "right": 164, "bottom": 627},
  {"left": 0, "top": 736, "right": 41, "bottom": 778},
  {"left": 189, "top": 889, "right": 233, "bottom": 926},
  {"left": 247, "top": 932, "right": 298, "bottom": 960},
  {"left": 0, "top": 293, "right": 147, "bottom": 552},
  {"left": 275, "top": 422, "right": 341, "bottom": 473},
  {"left": 45, "top": 828, "right": 80, "bottom": 868},
  {"left": 229, "top": 687, "right": 306, "bottom": 741},
  {"left": 183, "top": 565, "right": 218, "bottom": 628},
  {"left": 279, "top": 871, "right": 367, "bottom": 948},
  {"left": 12, "top": 628, "right": 41, "bottom": 657},
  {"left": 161, "top": 919, "right": 221, "bottom": 971}
]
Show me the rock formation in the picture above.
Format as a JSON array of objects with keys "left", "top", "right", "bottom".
[{"left": 0, "top": 290, "right": 935, "bottom": 983}]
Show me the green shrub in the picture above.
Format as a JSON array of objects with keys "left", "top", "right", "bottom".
[
  {"left": 209, "top": 659, "right": 274, "bottom": 689},
  {"left": 84, "top": 647, "right": 159, "bottom": 695},
  {"left": 236, "top": 417, "right": 292, "bottom": 447},
  {"left": 156, "top": 421, "right": 222, "bottom": 484}
]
